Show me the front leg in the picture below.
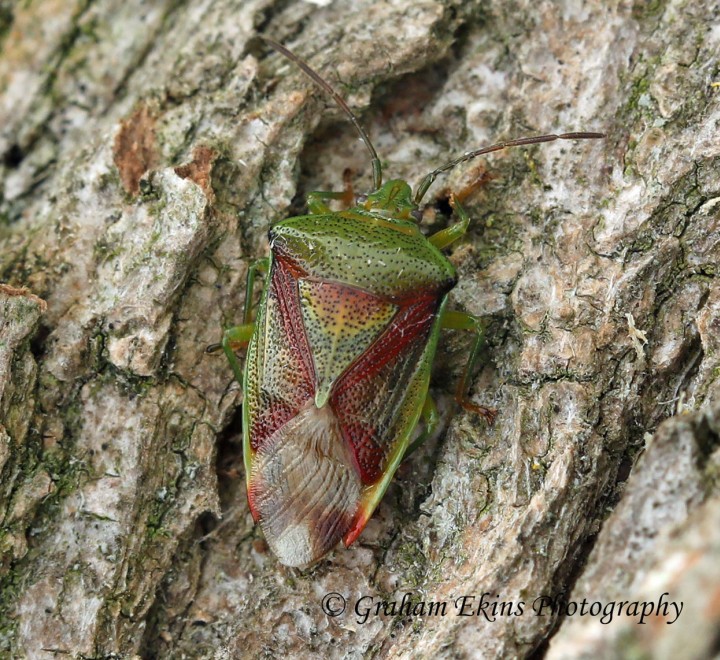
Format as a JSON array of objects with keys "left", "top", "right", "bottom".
[
  {"left": 306, "top": 171, "right": 355, "bottom": 214},
  {"left": 428, "top": 194, "right": 471, "bottom": 250},
  {"left": 306, "top": 189, "right": 354, "bottom": 214}
]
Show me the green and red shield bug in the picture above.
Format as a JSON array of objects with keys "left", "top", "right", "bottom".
[{"left": 210, "top": 37, "right": 604, "bottom": 567}]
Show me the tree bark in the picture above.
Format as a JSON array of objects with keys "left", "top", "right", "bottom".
[{"left": 0, "top": 0, "right": 718, "bottom": 657}]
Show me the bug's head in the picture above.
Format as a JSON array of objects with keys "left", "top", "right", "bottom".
[{"left": 363, "top": 179, "right": 417, "bottom": 220}]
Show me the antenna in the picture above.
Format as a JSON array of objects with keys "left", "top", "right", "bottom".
[
  {"left": 261, "top": 36, "right": 383, "bottom": 190},
  {"left": 413, "top": 132, "right": 605, "bottom": 204}
]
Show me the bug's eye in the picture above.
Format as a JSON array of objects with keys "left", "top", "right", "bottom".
[
  {"left": 411, "top": 209, "right": 423, "bottom": 222},
  {"left": 356, "top": 193, "right": 368, "bottom": 204}
]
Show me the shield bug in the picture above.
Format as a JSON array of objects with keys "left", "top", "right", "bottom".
[{"left": 211, "top": 38, "right": 603, "bottom": 567}]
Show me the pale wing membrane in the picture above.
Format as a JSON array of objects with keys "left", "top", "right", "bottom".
[{"left": 249, "top": 402, "right": 361, "bottom": 567}]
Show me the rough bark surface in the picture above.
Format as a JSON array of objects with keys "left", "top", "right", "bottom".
[{"left": 0, "top": 0, "right": 718, "bottom": 658}]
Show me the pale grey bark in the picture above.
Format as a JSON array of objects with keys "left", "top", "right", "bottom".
[{"left": 0, "top": 0, "right": 718, "bottom": 658}]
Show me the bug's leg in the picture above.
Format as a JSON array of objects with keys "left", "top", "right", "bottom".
[
  {"left": 218, "top": 323, "right": 254, "bottom": 383},
  {"left": 206, "top": 257, "right": 268, "bottom": 382},
  {"left": 441, "top": 309, "right": 497, "bottom": 424},
  {"left": 307, "top": 191, "right": 358, "bottom": 214},
  {"left": 428, "top": 193, "right": 471, "bottom": 250},
  {"left": 403, "top": 394, "right": 440, "bottom": 459},
  {"left": 307, "top": 176, "right": 355, "bottom": 214},
  {"left": 306, "top": 191, "right": 345, "bottom": 214},
  {"left": 242, "top": 258, "right": 269, "bottom": 324}
]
